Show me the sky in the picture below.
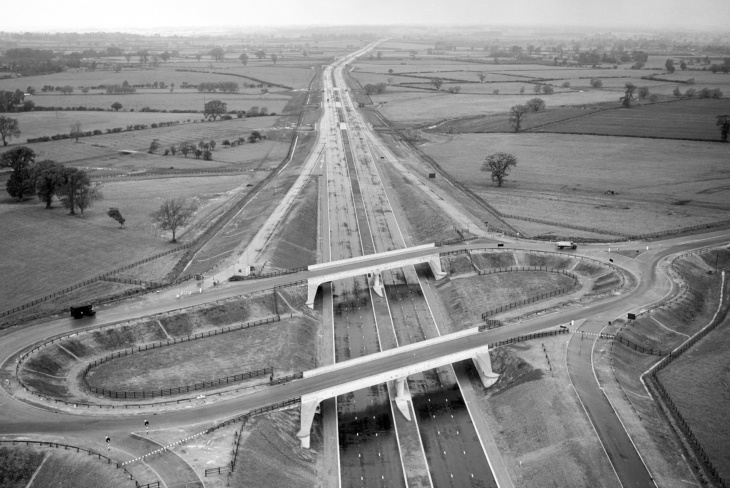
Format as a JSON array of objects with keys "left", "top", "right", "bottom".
[{"left": 1, "top": 0, "right": 729, "bottom": 32}]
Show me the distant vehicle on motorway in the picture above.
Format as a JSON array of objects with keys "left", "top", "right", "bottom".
[{"left": 556, "top": 241, "right": 578, "bottom": 250}]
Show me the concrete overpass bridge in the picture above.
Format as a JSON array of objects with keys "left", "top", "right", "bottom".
[
  {"left": 305, "top": 244, "right": 447, "bottom": 308},
  {"left": 296, "top": 326, "right": 501, "bottom": 448}
]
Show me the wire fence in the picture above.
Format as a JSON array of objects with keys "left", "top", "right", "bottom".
[
  {"left": 86, "top": 367, "right": 273, "bottom": 399},
  {"left": 482, "top": 287, "right": 575, "bottom": 320},
  {"left": 489, "top": 327, "right": 571, "bottom": 348},
  {"left": 0, "top": 439, "right": 139, "bottom": 485},
  {"left": 613, "top": 335, "right": 666, "bottom": 356}
]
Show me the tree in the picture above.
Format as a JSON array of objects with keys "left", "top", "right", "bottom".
[
  {"left": 562, "top": 81, "right": 571, "bottom": 88},
  {"left": 249, "top": 130, "right": 262, "bottom": 143},
  {"left": 138, "top": 50, "right": 149, "bottom": 65},
  {"left": 239, "top": 53, "right": 249, "bottom": 65},
  {"left": 622, "top": 82, "right": 636, "bottom": 108},
  {"left": 160, "top": 51, "right": 171, "bottom": 62},
  {"left": 108, "top": 207, "right": 126, "bottom": 227},
  {"left": 0, "top": 116, "right": 21, "bottom": 146},
  {"left": 410, "top": 50, "right": 418, "bottom": 60},
  {"left": 638, "top": 86, "right": 650, "bottom": 99},
  {"left": 148, "top": 139, "right": 160, "bottom": 154},
  {"left": 75, "top": 182, "right": 103, "bottom": 215},
  {"left": 70, "top": 121, "right": 82, "bottom": 142},
  {"left": 590, "top": 78, "right": 603, "bottom": 88},
  {"left": 32, "top": 159, "right": 64, "bottom": 208},
  {"left": 680, "top": 60, "right": 687, "bottom": 71},
  {"left": 124, "top": 52, "right": 132, "bottom": 64},
  {"left": 431, "top": 78, "right": 443, "bottom": 90},
  {"left": 271, "top": 54, "right": 278, "bottom": 64},
  {"left": 542, "top": 85, "right": 554, "bottom": 94},
  {"left": 649, "top": 94, "right": 659, "bottom": 103},
  {"left": 482, "top": 152, "right": 517, "bottom": 187},
  {"left": 508, "top": 104, "right": 530, "bottom": 132},
  {"left": 685, "top": 88, "right": 697, "bottom": 99},
  {"left": 151, "top": 197, "right": 197, "bottom": 243},
  {"left": 478, "top": 73, "right": 486, "bottom": 82},
  {"left": 376, "top": 51, "right": 382, "bottom": 60},
  {"left": 255, "top": 50, "right": 266, "bottom": 61},
  {"left": 195, "top": 53, "right": 203, "bottom": 62},
  {"left": 525, "top": 98, "right": 546, "bottom": 112},
  {"left": 673, "top": 86, "right": 683, "bottom": 98},
  {"left": 1, "top": 146, "right": 35, "bottom": 200},
  {"left": 203, "top": 100, "right": 227, "bottom": 120},
  {"left": 532, "top": 84, "right": 542, "bottom": 94},
  {"left": 210, "top": 47, "right": 225, "bottom": 62},
  {"left": 209, "top": 140, "right": 216, "bottom": 151},
  {"left": 58, "top": 167, "right": 92, "bottom": 215},
  {"left": 665, "top": 59, "right": 675, "bottom": 73},
  {"left": 111, "top": 102, "right": 123, "bottom": 111},
  {"left": 717, "top": 115, "right": 730, "bottom": 143}
]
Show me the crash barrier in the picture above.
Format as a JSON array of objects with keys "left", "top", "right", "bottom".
[
  {"left": 0, "top": 440, "right": 138, "bottom": 485},
  {"left": 482, "top": 287, "right": 576, "bottom": 320},
  {"left": 86, "top": 367, "right": 273, "bottom": 399}
]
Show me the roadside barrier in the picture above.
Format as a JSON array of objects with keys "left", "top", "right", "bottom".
[
  {"left": 0, "top": 440, "right": 138, "bottom": 485},
  {"left": 613, "top": 335, "right": 665, "bottom": 356},
  {"left": 482, "top": 287, "right": 575, "bottom": 320}
]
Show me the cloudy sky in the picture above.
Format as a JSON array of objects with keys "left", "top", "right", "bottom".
[{"left": 2, "top": 0, "right": 729, "bottom": 31}]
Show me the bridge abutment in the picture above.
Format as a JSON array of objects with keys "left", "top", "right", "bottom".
[
  {"left": 472, "top": 348, "right": 500, "bottom": 388},
  {"left": 297, "top": 394, "right": 322, "bottom": 449}
]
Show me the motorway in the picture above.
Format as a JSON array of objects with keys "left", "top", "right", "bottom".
[{"left": 1, "top": 38, "right": 730, "bottom": 488}]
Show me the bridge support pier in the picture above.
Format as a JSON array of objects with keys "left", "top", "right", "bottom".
[
  {"left": 370, "top": 272, "right": 384, "bottom": 298},
  {"left": 428, "top": 256, "right": 447, "bottom": 280},
  {"left": 472, "top": 348, "right": 500, "bottom": 388},
  {"left": 393, "top": 378, "right": 411, "bottom": 421},
  {"left": 297, "top": 394, "right": 322, "bottom": 449}
]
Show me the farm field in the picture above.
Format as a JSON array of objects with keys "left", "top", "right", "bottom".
[
  {"left": 420, "top": 133, "right": 730, "bottom": 235},
  {"left": 0, "top": 174, "right": 252, "bottom": 310},
  {"left": 15, "top": 117, "right": 285, "bottom": 168},
  {"left": 532, "top": 98, "right": 730, "bottom": 141},
  {"left": 22, "top": 91, "right": 290, "bottom": 113},
  {"left": 12, "top": 110, "right": 196, "bottom": 141},
  {"left": 370, "top": 89, "right": 620, "bottom": 124}
]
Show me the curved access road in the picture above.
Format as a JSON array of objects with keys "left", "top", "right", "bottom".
[{"left": 0, "top": 231, "right": 728, "bottom": 487}]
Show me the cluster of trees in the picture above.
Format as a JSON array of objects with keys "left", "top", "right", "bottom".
[
  {"left": 0, "top": 146, "right": 102, "bottom": 215},
  {"left": 196, "top": 82, "right": 239, "bottom": 93},
  {"left": 508, "top": 98, "right": 547, "bottom": 132},
  {"left": 0, "top": 90, "right": 34, "bottom": 113},
  {"left": 672, "top": 87, "right": 723, "bottom": 99},
  {"left": 149, "top": 131, "right": 264, "bottom": 160},
  {"left": 364, "top": 83, "right": 387, "bottom": 95}
]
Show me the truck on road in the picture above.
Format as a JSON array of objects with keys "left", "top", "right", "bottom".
[{"left": 556, "top": 241, "right": 578, "bottom": 250}]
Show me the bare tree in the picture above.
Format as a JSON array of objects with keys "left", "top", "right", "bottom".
[
  {"left": 151, "top": 197, "right": 198, "bottom": 243},
  {"left": 508, "top": 104, "right": 530, "bottom": 132},
  {"left": 481, "top": 152, "right": 518, "bottom": 187},
  {"left": 70, "top": 122, "right": 82, "bottom": 142}
]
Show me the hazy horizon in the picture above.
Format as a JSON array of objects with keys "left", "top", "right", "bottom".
[{"left": 2, "top": 0, "right": 730, "bottom": 33}]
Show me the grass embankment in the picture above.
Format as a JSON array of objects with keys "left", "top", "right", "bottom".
[
  {"left": 465, "top": 338, "right": 621, "bottom": 488},
  {"left": 378, "top": 160, "right": 459, "bottom": 244},
  {"left": 0, "top": 446, "right": 45, "bottom": 488},
  {"left": 18, "top": 292, "right": 308, "bottom": 401},
  {"left": 436, "top": 269, "right": 576, "bottom": 327},
  {"left": 655, "top": 250, "right": 730, "bottom": 481},
  {"left": 29, "top": 449, "right": 132, "bottom": 488},
  {"left": 88, "top": 315, "right": 316, "bottom": 391},
  {"left": 591, "top": 252, "right": 728, "bottom": 487},
  {"left": 230, "top": 410, "right": 321, "bottom": 488}
]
